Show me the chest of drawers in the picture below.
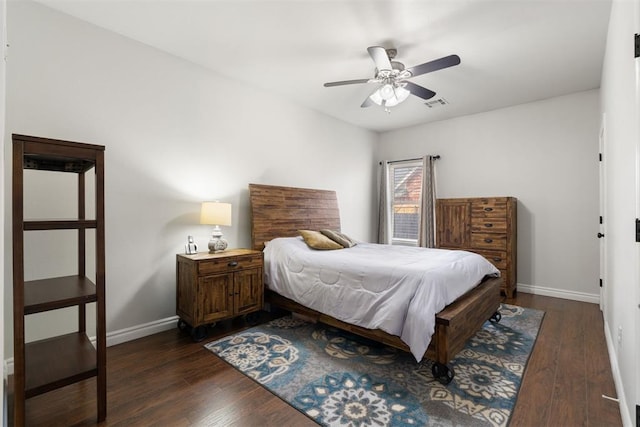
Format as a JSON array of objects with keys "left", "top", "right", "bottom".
[{"left": 436, "top": 197, "right": 517, "bottom": 298}]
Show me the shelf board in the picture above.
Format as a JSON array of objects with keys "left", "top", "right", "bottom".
[
  {"left": 24, "top": 275, "right": 97, "bottom": 314},
  {"left": 23, "top": 154, "right": 96, "bottom": 173},
  {"left": 25, "top": 332, "right": 97, "bottom": 398},
  {"left": 23, "top": 219, "right": 98, "bottom": 230}
]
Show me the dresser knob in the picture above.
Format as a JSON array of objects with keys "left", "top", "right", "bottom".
[
  {"left": 484, "top": 238, "right": 493, "bottom": 243},
  {"left": 493, "top": 257, "right": 502, "bottom": 262},
  {"left": 485, "top": 223, "right": 493, "bottom": 228},
  {"left": 228, "top": 261, "right": 238, "bottom": 267},
  {"left": 484, "top": 207, "right": 493, "bottom": 212}
]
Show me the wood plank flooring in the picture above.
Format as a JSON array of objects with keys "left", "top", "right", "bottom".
[{"left": 9, "top": 293, "right": 622, "bottom": 426}]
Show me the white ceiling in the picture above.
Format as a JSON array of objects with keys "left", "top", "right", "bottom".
[{"left": 35, "top": 0, "right": 612, "bottom": 133}]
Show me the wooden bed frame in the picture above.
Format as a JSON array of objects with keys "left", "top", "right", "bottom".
[{"left": 248, "top": 183, "right": 502, "bottom": 383}]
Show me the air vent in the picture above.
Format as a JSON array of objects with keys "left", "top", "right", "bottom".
[{"left": 425, "top": 98, "right": 449, "bottom": 108}]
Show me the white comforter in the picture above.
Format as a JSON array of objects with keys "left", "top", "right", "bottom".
[{"left": 264, "top": 237, "right": 499, "bottom": 362}]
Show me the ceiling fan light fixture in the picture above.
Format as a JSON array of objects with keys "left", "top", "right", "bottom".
[
  {"left": 385, "top": 85, "right": 410, "bottom": 107},
  {"left": 369, "top": 84, "right": 410, "bottom": 108},
  {"left": 379, "top": 83, "right": 395, "bottom": 100}
]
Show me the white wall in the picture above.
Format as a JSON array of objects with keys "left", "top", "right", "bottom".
[
  {"left": 377, "top": 90, "right": 601, "bottom": 300},
  {"left": 600, "top": 0, "right": 639, "bottom": 425},
  {"left": 3, "top": 1, "right": 377, "bottom": 356}
]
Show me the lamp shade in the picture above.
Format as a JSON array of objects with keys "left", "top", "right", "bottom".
[{"left": 200, "top": 202, "right": 232, "bottom": 226}]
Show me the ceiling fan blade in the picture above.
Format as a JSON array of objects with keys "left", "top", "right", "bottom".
[
  {"left": 367, "top": 46, "right": 392, "bottom": 71},
  {"left": 406, "top": 54, "right": 461, "bottom": 77},
  {"left": 324, "top": 78, "right": 371, "bottom": 87},
  {"left": 404, "top": 81, "right": 436, "bottom": 100}
]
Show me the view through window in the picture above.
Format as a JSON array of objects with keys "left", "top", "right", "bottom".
[{"left": 390, "top": 161, "right": 423, "bottom": 245}]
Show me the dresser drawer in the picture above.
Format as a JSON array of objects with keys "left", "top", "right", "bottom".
[
  {"left": 198, "top": 254, "right": 263, "bottom": 275},
  {"left": 472, "top": 249, "right": 508, "bottom": 269},
  {"left": 471, "top": 217, "right": 507, "bottom": 233},
  {"left": 471, "top": 232, "right": 508, "bottom": 250},
  {"left": 471, "top": 199, "right": 507, "bottom": 218}
]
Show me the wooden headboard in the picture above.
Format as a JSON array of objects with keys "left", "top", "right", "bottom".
[{"left": 248, "top": 183, "right": 341, "bottom": 251}]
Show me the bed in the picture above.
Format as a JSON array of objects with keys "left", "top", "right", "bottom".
[{"left": 249, "top": 183, "right": 502, "bottom": 384}]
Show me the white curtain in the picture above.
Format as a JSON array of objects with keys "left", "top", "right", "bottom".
[
  {"left": 377, "top": 161, "right": 391, "bottom": 244},
  {"left": 418, "top": 155, "right": 437, "bottom": 248}
]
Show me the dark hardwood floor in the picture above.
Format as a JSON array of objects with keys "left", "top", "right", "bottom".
[{"left": 10, "top": 293, "right": 622, "bottom": 426}]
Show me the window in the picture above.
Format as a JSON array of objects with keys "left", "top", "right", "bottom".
[{"left": 389, "top": 160, "right": 423, "bottom": 246}]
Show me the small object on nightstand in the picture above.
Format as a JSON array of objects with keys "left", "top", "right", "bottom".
[{"left": 185, "top": 235, "right": 198, "bottom": 254}]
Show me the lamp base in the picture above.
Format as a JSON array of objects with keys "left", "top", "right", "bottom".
[
  {"left": 207, "top": 225, "right": 228, "bottom": 253},
  {"left": 208, "top": 236, "right": 228, "bottom": 253}
]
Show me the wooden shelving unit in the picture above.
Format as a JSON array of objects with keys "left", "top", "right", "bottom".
[{"left": 12, "top": 134, "right": 106, "bottom": 425}]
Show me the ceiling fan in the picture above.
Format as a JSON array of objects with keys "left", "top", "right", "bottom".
[{"left": 323, "top": 46, "right": 461, "bottom": 110}]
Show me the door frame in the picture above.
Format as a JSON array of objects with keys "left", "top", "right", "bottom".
[
  {"left": 599, "top": 114, "right": 607, "bottom": 314},
  {"left": 635, "top": 0, "right": 640, "bottom": 415}
]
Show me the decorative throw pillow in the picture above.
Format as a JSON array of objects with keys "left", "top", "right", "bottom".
[
  {"left": 320, "top": 229, "right": 358, "bottom": 248},
  {"left": 299, "top": 230, "right": 343, "bottom": 250}
]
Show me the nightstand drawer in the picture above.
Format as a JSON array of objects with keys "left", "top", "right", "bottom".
[{"left": 198, "top": 254, "right": 262, "bottom": 275}]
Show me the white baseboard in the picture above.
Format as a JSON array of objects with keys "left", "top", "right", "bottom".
[
  {"left": 604, "top": 320, "right": 633, "bottom": 427},
  {"left": 517, "top": 283, "right": 600, "bottom": 304},
  {"left": 106, "top": 315, "right": 179, "bottom": 347},
  {"left": 4, "top": 315, "right": 179, "bottom": 376}
]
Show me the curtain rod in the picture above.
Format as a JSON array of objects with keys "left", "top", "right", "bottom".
[{"left": 379, "top": 155, "right": 440, "bottom": 165}]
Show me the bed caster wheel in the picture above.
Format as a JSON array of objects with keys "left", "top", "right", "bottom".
[
  {"left": 432, "top": 362, "right": 455, "bottom": 385},
  {"left": 190, "top": 325, "right": 208, "bottom": 342},
  {"left": 490, "top": 311, "right": 502, "bottom": 323},
  {"left": 177, "top": 319, "right": 188, "bottom": 331},
  {"left": 245, "top": 312, "right": 260, "bottom": 326}
]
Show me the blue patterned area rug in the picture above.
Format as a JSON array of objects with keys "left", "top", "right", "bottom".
[{"left": 205, "top": 304, "right": 544, "bottom": 427}]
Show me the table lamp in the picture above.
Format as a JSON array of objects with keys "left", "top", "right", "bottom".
[{"left": 200, "top": 201, "right": 232, "bottom": 253}]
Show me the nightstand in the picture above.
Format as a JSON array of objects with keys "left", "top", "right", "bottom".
[{"left": 176, "top": 249, "right": 264, "bottom": 341}]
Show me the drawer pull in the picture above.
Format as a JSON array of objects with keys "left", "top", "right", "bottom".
[
  {"left": 492, "top": 257, "right": 502, "bottom": 262},
  {"left": 228, "top": 261, "right": 238, "bottom": 267},
  {"left": 484, "top": 223, "right": 493, "bottom": 228},
  {"left": 484, "top": 238, "right": 493, "bottom": 243},
  {"left": 484, "top": 207, "right": 493, "bottom": 212}
]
